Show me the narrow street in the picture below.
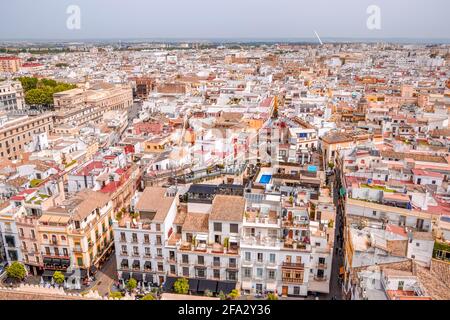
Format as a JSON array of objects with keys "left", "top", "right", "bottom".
[
  {"left": 320, "top": 172, "right": 344, "bottom": 300},
  {"left": 89, "top": 254, "right": 117, "bottom": 297}
]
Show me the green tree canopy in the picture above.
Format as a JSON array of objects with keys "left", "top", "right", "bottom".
[
  {"left": 267, "top": 293, "right": 278, "bottom": 300},
  {"left": 53, "top": 271, "right": 65, "bottom": 284},
  {"left": 173, "top": 278, "right": 189, "bottom": 294},
  {"left": 16, "top": 77, "right": 38, "bottom": 92},
  {"left": 126, "top": 278, "right": 137, "bottom": 291},
  {"left": 16, "top": 77, "right": 77, "bottom": 106},
  {"left": 141, "top": 294, "right": 156, "bottom": 300},
  {"left": 228, "top": 289, "right": 240, "bottom": 300},
  {"left": 6, "top": 262, "right": 26, "bottom": 281},
  {"left": 109, "top": 291, "right": 123, "bottom": 299}
]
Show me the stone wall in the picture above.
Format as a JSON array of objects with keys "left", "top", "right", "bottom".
[
  {"left": 430, "top": 258, "right": 450, "bottom": 287},
  {"left": 386, "top": 239, "right": 408, "bottom": 257}
]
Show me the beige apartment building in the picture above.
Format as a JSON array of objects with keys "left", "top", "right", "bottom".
[
  {"left": 0, "top": 113, "right": 54, "bottom": 160},
  {"left": 0, "top": 56, "right": 22, "bottom": 73},
  {"left": 53, "top": 83, "right": 133, "bottom": 126}
]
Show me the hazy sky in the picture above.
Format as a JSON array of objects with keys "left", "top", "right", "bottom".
[{"left": 1, "top": 0, "right": 449, "bottom": 40}]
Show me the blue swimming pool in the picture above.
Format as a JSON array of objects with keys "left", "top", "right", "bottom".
[{"left": 259, "top": 174, "right": 272, "bottom": 184}]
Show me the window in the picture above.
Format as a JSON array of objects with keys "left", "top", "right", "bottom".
[
  {"left": 268, "top": 270, "right": 275, "bottom": 280},
  {"left": 198, "top": 256, "right": 204, "bottom": 265},
  {"left": 227, "top": 271, "right": 237, "bottom": 281},
  {"left": 156, "top": 224, "right": 161, "bottom": 231},
  {"left": 269, "top": 253, "right": 276, "bottom": 263},
  {"left": 144, "top": 234, "right": 150, "bottom": 243},
  {"left": 213, "top": 269, "right": 220, "bottom": 279},
  {"left": 182, "top": 254, "right": 189, "bottom": 264},
  {"left": 63, "top": 248, "right": 68, "bottom": 256},
  {"left": 121, "top": 245, "right": 127, "bottom": 254},
  {"left": 244, "top": 268, "right": 252, "bottom": 278},
  {"left": 120, "top": 232, "right": 126, "bottom": 241},
  {"left": 256, "top": 268, "right": 263, "bottom": 278},
  {"left": 245, "top": 252, "right": 251, "bottom": 261},
  {"left": 257, "top": 253, "right": 263, "bottom": 262},
  {"left": 132, "top": 233, "right": 138, "bottom": 242},
  {"left": 183, "top": 267, "right": 189, "bottom": 277},
  {"left": 145, "top": 247, "right": 151, "bottom": 256},
  {"left": 214, "top": 223, "right": 222, "bottom": 232},
  {"left": 416, "top": 242, "right": 420, "bottom": 247},
  {"left": 196, "top": 268, "right": 206, "bottom": 278},
  {"left": 293, "top": 287, "right": 300, "bottom": 295},
  {"left": 133, "top": 246, "right": 139, "bottom": 255},
  {"left": 230, "top": 223, "right": 239, "bottom": 233},
  {"left": 157, "top": 248, "right": 162, "bottom": 257},
  {"left": 170, "top": 265, "right": 176, "bottom": 274},
  {"left": 372, "top": 210, "right": 377, "bottom": 216},
  {"left": 156, "top": 235, "right": 162, "bottom": 245}
]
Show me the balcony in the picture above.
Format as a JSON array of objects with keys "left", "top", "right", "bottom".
[
  {"left": 282, "top": 277, "right": 304, "bottom": 284},
  {"left": 282, "top": 262, "right": 305, "bottom": 269},
  {"left": 317, "top": 263, "right": 327, "bottom": 269},
  {"left": 282, "top": 220, "right": 309, "bottom": 229},
  {"left": 177, "top": 240, "right": 239, "bottom": 256},
  {"left": 241, "top": 236, "right": 282, "bottom": 248},
  {"left": 227, "top": 263, "right": 238, "bottom": 270},
  {"left": 73, "top": 246, "right": 83, "bottom": 253},
  {"left": 314, "top": 275, "right": 328, "bottom": 282},
  {"left": 120, "top": 251, "right": 128, "bottom": 256},
  {"left": 244, "top": 216, "right": 280, "bottom": 227},
  {"left": 283, "top": 239, "right": 310, "bottom": 251}
]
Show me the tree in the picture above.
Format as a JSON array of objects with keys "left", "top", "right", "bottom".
[
  {"left": 228, "top": 289, "right": 240, "bottom": 300},
  {"left": 328, "top": 162, "right": 335, "bottom": 170},
  {"left": 267, "top": 293, "right": 278, "bottom": 300},
  {"left": 25, "top": 88, "right": 48, "bottom": 105},
  {"left": 16, "top": 76, "right": 38, "bottom": 92},
  {"left": 173, "top": 278, "right": 189, "bottom": 294},
  {"left": 218, "top": 291, "right": 226, "bottom": 300},
  {"left": 53, "top": 271, "right": 65, "bottom": 285},
  {"left": 141, "top": 294, "right": 156, "bottom": 300},
  {"left": 126, "top": 278, "right": 137, "bottom": 291},
  {"left": 109, "top": 291, "right": 123, "bottom": 299},
  {"left": 204, "top": 289, "right": 213, "bottom": 297},
  {"left": 6, "top": 262, "right": 26, "bottom": 281}
]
